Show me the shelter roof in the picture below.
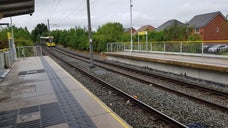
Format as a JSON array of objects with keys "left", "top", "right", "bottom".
[{"left": 0, "top": 0, "right": 34, "bottom": 19}]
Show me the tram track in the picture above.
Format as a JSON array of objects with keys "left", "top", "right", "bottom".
[
  {"left": 42, "top": 46, "right": 228, "bottom": 127},
  {"left": 42, "top": 46, "right": 188, "bottom": 128},
  {"left": 53, "top": 47, "right": 228, "bottom": 112}
]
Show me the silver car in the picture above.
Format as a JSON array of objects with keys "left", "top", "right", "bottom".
[{"left": 208, "top": 44, "right": 228, "bottom": 53}]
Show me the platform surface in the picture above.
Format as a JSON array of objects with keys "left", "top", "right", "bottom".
[
  {"left": 105, "top": 52, "right": 228, "bottom": 73},
  {"left": 0, "top": 56, "right": 131, "bottom": 128}
]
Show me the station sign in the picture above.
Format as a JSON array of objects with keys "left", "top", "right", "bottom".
[
  {"left": 7, "top": 32, "right": 12, "bottom": 40},
  {"left": 138, "top": 31, "right": 148, "bottom": 36}
]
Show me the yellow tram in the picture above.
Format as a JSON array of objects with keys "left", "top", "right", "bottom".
[{"left": 40, "top": 36, "right": 55, "bottom": 47}]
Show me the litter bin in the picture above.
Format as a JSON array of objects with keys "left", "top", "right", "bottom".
[
  {"left": 0, "top": 52, "right": 5, "bottom": 69},
  {"left": 4, "top": 52, "right": 12, "bottom": 68}
]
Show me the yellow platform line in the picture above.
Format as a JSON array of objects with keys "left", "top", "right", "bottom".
[{"left": 46, "top": 56, "right": 131, "bottom": 128}]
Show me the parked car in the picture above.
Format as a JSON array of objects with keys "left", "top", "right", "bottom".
[
  {"left": 203, "top": 45, "right": 212, "bottom": 53},
  {"left": 208, "top": 44, "right": 228, "bottom": 53},
  {"left": 218, "top": 44, "right": 228, "bottom": 52}
]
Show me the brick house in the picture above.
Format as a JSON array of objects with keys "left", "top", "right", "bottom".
[
  {"left": 124, "top": 27, "right": 136, "bottom": 33},
  {"left": 133, "top": 25, "right": 155, "bottom": 35},
  {"left": 188, "top": 11, "right": 228, "bottom": 40},
  {"left": 156, "top": 19, "right": 184, "bottom": 32}
]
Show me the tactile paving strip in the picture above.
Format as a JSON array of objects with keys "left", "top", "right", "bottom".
[
  {"left": 16, "top": 119, "right": 40, "bottom": 128},
  {"left": 18, "top": 69, "right": 45, "bottom": 75},
  {"left": 19, "top": 105, "right": 39, "bottom": 115},
  {"left": 41, "top": 57, "right": 97, "bottom": 128},
  {"left": 0, "top": 103, "right": 65, "bottom": 128},
  {"left": 40, "top": 102, "right": 65, "bottom": 127},
  {"left": 0, "top": 110, "right": 18, "bottom": 128}
]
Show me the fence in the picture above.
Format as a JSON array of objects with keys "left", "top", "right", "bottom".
[
  {"left": 0, "top": 46, "right": 42, "bottom": 69},
  {"left": 17, "top": 46, "right": 42, "bottom": 58},
  {"left": 106, "top": 41, "right": 228, "bottom": 57}
]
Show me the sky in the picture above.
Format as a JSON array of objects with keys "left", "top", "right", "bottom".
[{"left": 1, "top": 0, "right": 228, "bottom": 32}]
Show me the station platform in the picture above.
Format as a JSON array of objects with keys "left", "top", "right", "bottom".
[
  {"left": 104, "top": 52, "right": 228, "bottom": 85},
  {"left": 0, "top": 56, "right": 131, "bottom": 128}
]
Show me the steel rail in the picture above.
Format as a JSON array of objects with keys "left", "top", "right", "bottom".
[
  {"left": 55, "top": 47, "right": 228, "bottom": 97},
  {"left": 43, "top": 46, "right": 188, "bottom": 128},
  {"left": 53, "top": 47, "right": 228, "bottom": 112}
]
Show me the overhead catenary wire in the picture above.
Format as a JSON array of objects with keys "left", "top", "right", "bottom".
[
  {"left": 55, "top": 0, "right": 96, "bottom": 29},
  {"left": 60, "top": 0, "right": 86, "bottom": 22},
  {"left": 49, "top": 0, "right": 63, "bottom": 19},
  {"left": 48, "top": 0, "right": 58, "bottom": 16}
]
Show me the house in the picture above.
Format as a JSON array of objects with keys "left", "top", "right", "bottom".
[
  {"left": 134, "top": 25, "right": 155, "bottom": 35},
  {"left": 188, "top": 11, "right": 228, "bottom": 40},
  {"left": 124, "top": 27, "right": 136, "bottom": 33},
  {"left": 156, "top": 19, "right": 184, "bottom": 31}
]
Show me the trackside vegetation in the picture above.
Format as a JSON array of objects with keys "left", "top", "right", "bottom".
[
  {"left": 1, "top": 22, "right": 202, "bottom": 51},
  {"left": 0, "top": 26, "right": 33, "bottom": 49}
]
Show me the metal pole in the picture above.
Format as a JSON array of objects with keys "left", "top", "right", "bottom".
[
  {"left": 146, "top": 32, "right": 148, "bottom": 51},
  {"left": 130, "top": 0, "right": 133, "bottom": 52},
  {"left": 10, "top": 17, "right": 17, "bottom": 61},
  {"left": 86, "top": 0, "right": 94, "bottom": 68},
  {"left": 138, "top": 34, "right": 139, "bottom": 51},
  {"left": 47, "top": 19, "right": 50, "bottom": 36}
]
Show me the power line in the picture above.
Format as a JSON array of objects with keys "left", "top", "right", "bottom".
[
  {"left": 57, "top": 0, "right": 96, "bottom": 28},
  {"left": 49, "top": 0, "right": 63, "bottom": 18},
  {"left": 60, "top": 0, "right": 85, "bottom": 21},
  {"left": 48, "top": 0, "right": 58, "bottom": 15},
  {"left": 46, "top": 0, "right": 96, "bottom": 30}
]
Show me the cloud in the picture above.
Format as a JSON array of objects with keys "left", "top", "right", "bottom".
[{"left": 1, "top": 0, "right": 228, "bottom": 31}]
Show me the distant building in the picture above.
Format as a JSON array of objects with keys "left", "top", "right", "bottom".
[
  {"left": 156, "top": 19, "right": 184, "bottom": 31},
  {"left": 188, "top": 11, "right": 228, "bottom": 40},
  {"left": 124, "top": 27, "right": 136, "bottom": 33},
  {"left": 134, "top": 25, "right": 155, "bottom": 35}
]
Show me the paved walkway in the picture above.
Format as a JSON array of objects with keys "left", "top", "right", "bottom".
[{"left": 0, "top": 56, "right": 131, "bottom": 128}]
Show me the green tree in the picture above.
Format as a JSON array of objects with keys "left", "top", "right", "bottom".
[
  {"left": 50, "top": 30, "right": 61, "bottom": 44},
  {"left": 31, "top": 23, "right": 48, "bottom": 42},
  {"left": 0, "top": 26, "right": 33, "bottom": 49},
  {"left": 13, "top": 26, "right": 33, "bottom": 46},
  {"left": 58, "top": 30, "right": 68, "bottom": 47},
  {"left": 93, "top": 22, "right": 124, "bottom": 52},
  {"left": 187, "top": 34, "right": 202, "bottom": 41},
  {"left": 148, "top": 31, "right": 166, "bottom": 41},
  {"left": 0, "top": 28, "right": 8, "bottom": 49},
  {"left": 13, "top": 26, "right": 31, "bottom": 40},
  {"left": 163, "top": 22, "right": 193, "bottom": 41},
  {"left": 121, "top": 33, "right": 130, "bottom": 42}
]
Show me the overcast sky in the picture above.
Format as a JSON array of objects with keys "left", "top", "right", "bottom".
[{"left": 1, "top": 0, "right": 228, "bottom": 31}]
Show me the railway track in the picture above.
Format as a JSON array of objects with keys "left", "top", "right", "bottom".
[
  {"left": 42, "top": 46, "right": 188, "bottom": 127},
  {"left": 53, "top": 47, "right": 228, "bottom": 112}
]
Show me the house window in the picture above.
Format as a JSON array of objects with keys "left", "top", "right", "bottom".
[
  {"left": 216, "top": 26, "right": 219, "bottom": 32},
  {"left": 195, "top": 28, "right": 199, "bottom": 33}
]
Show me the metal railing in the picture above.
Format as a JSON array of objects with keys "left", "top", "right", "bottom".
[
  {"left": 107, "top": 41, "right": 228, "bottom": 57},
  {"left": 0, "top": 46, "right": 42, "bottom": 69},
  {"left": 17, "top": 46, "right": 42, "bottom": 58}
]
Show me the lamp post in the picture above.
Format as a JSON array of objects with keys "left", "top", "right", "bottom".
[{"left": 130, "top": 0, "right": 133, "bottom": 52}]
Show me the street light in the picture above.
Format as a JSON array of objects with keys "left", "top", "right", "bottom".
[{"left": 130, "top": 0, "right": 133, "bottom": 52}]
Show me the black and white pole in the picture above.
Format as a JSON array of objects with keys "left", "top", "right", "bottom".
[
  {"left": 47, "top": 19, "right": 50, "bottom": 36},
  {"left": 130, "top": 0, "right": 133, "bottom": 52},
  {"left": 86, "top": 0, "right": 94, "bottom": 68}
]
